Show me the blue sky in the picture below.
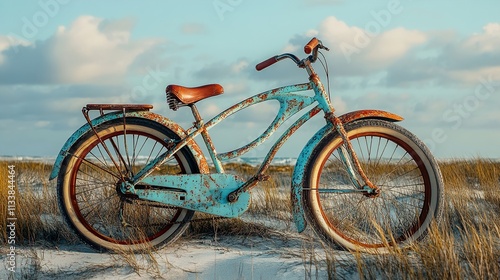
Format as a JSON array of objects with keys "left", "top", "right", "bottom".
[{"left": 1, "top": 0, "right": 499, "bottom": 159}]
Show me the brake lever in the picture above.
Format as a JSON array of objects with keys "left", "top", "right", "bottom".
[{"left": 319, "top": 44, "right": 330, "bottom": 52}]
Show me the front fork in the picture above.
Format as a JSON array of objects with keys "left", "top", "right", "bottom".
[
  {"left": 306, "top": 62, "right": 380, "bottom": 196},
  {"left": 326, "top": 112, "right": 380, "bottom": 196}
]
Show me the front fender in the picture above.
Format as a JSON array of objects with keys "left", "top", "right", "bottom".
[
  {"left": 291, "top": 109, "right": 403, "bottom": 233},
  {"left": 49, "top": 110, "right": 209, "bottom": 180}
]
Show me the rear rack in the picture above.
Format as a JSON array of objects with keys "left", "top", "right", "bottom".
[
  {"left": 83, "top": 104, "right": 153, "bottom": 117},
  {"left": 82, "top": 103, "right": 154, "bottom": 130},
  {"left": 85, "top": 104, "right": 153, "bottom": 111}
]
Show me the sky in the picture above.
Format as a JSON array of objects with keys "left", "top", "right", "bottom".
[{"left": 1, "top": 0, "right": 499, "bottom": 160}]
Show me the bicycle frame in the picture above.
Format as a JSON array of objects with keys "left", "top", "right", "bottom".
[{"left": 49, "top": 44, "right": 405, "bottom": 232}]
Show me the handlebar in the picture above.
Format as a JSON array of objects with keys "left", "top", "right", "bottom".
[
  {"left": 255, "top": 37, "right": 329, "bottom": 71},
  {"left": 255, "top": 56, "right": 278, "bottom": 71}
]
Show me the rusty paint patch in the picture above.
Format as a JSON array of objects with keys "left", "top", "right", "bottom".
[{"left": 338, "top": 110, "right": 404, "bottom": 124}]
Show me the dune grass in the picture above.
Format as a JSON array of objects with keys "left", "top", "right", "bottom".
[{"left": 1, "top": 159, "right": 499, "bottom": 279}]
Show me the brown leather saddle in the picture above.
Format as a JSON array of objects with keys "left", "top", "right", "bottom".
[{"left": 166, "top": 84, "right": 223, "bottom": 110}]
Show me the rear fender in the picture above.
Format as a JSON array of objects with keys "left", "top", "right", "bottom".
[
  {"left": 49, "top": 110, "right": 209, "bottom": 180},
  {"left": 291, "top": 109, "right": 403, "bottom": 233}
]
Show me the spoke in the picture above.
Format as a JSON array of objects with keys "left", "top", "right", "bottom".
[
  {"left": 373, "top": 138, "right": 390, "bottom": 171},
  {"left": 147, "top": 141, "right": 159, "bottom": 164},
  {"left": 135, "top": 136, "right": 150, "bottom": 163},
  {"left": 380, "top": 182, "right": 424, "bottom": 190},
  {"left": 377, "top": 155, "right": 414, "bottom": 187},
  {"left": 93, "top": 143, "right": 113, "bottom": 171},
  {"left": 76, "top": 167, "right": 112, "bottom": 186},
  {"left": 122, "top": 118, "right": 132, "bottom": 169},
  {"left": 108, "top": 136, "right": 131, "bottom": 176},
  {"left": 378, "top": 193, "right": 423, "bottom": 214},
  {"left": 355, "top": 138, "right": 365, "bottom": 162},
  {"left": 74, "top": 180, "right": 114, "bottom": 196},
  {"left": 366, "top": 136, "right": 373, "bottom": 163},
  {"left": 86, "top": 150, "right": 112, "bottom": 171},
  {"left": 78, "top": 159, "right": 118, "bottom": 181},
  {"left": 79, "top": 193, "right": 117, "bottom": 220},
  {"left": 93, "top": 135, "right": 126, "bottom": 181},
  {"left": 131, "top": 134, "right": 140, "bottom": 167},
  {"left": 374, "top": 136, "right": 381, "bottom": 164},
  {"left": 68, "top": 152, "right": 121, "bottom": 179}
]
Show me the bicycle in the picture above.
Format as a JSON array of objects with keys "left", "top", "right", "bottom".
[{"left": 49, "top": 37, "right": 444, "bottom": 253}]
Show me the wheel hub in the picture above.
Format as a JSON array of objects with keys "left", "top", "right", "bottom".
[
  {"left": 115, "top": 179, "right": 138, "bottom": 200},
  {"left": 362, "top": 185, "right": 381, "bottom": 198}
]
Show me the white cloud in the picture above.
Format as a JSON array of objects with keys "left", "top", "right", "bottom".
[
  {"left": 0, "top": 37, "right": 11, "bottom": 64},
  {"left": 253, "top": 16, "right": 430, "bottom": 86},
  {"left": 330, "top": 95, "right": 347, "bottom": 114},
  {"left": 0, "top": 16, "right": 165, "bottom": 85},
  {"left": 385, "top": 22, "right": 500, "bottom": 87},
  {"left": 448, "top": 67, "right": 500, "bottom": 85},
  {"left": 283, "top": 43, "right": 299, "bottom": 53},
  {"left": 51, "top": 16, "right": 162, "bottom": 84},
  {"left": 462, "top": 23, "right": 500, "bottom": 53},
  {"left": 364, "top": 28, "right": 426, "bottom": 66},
  {"left": 202, "top": 103, "right": 221, "bottom": 117},
  {"left": 231, "top": 60, "right": 249, "bottom": 73},
  {"left": 250, "top": 17, "right": 500, "bottom": 91},
  {"left": 194, "top": 59, "right": 251, "bottom": 81},
  {"left": 223, "top": 81, "right": 248, "bottom": 95},
  {"left": 317, "top": 16, "right": 427, "bottom": 71},
  {"left": 0, "top": 35, "right": 31, "bottom": 64}
]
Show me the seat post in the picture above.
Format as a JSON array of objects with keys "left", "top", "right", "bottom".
[
  {"left": 189, "top": 104, "right": 224, "bottom": 172},
  {"left": 189, "top": 104, "right": 203, "bottom": 127}
]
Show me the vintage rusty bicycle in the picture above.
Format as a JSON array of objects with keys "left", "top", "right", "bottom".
[{"left": 50, "top": 38, "right": 444, "bottom": 253}]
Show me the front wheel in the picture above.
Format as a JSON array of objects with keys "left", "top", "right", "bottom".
[{"left": 303, "top": 119, "right": 444, "bottom": 253}]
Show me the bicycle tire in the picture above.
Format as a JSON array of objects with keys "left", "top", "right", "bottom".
[
  {"left": 303, "top": 119, "right": 444, "bottom": 253},
  {"left": 57, "top": 117, "right": 199, "bottom": 252}
]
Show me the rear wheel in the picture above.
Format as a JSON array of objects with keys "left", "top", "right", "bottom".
[
  {"left": 57, "top": 118, "right": 199, "bottom": 252},
  {"left": 303, "top": 119, "right": 443, "bottom": 253}
]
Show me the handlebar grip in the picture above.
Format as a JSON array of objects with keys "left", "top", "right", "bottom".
[
  {"left": 304, "top": 37, "right": 320, "bottom": 54},
  {"left": 256, "top": 56, "right": 278, "bottom": 71}
]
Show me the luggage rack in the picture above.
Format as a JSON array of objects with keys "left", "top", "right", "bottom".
[
  {"left": 82, "top": 104, "right": 154, "bottom": 128},
  {"left": 85, "top": 104, "right": 153, "bottom": 115}
]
